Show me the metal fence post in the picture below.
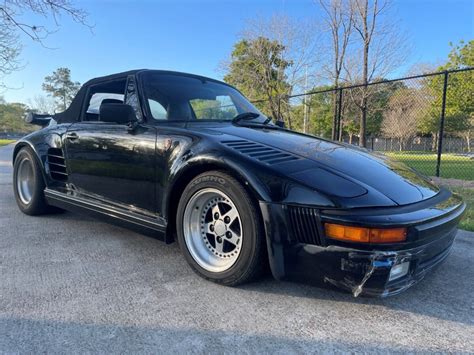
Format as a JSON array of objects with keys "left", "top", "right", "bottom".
[
  {"left": 337, "top": 88, "right": 343, "bottom": 141},
  {"left": 277, "top": 96, "right": 281, "bottom": 121},
  {"left": 332, "top": 88, "right": 338, "bottom": 140},
  {"left": 436, "top": 71, "right": 449, "bottom": 177}
]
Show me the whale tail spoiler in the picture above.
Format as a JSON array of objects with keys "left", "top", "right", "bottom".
[{"left": 25, "top": 112, "right": 53, "bottom": 127}]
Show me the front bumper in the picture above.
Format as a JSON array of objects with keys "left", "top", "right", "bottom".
[{"left": 259, "top": 191, "right": 466, "bottom": 297}]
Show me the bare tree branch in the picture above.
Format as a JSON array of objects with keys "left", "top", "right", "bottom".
[
  {"left": 0, "top": 0, "right": 90, "bottom": 84},
  {"left": 241, "top": 14, "right": 321, "bottom": 94},
  {"left": 344, "top": 0, "right": 409, "bottom": 146},
  {"left": 316, "top": 0, "right": 354, "bottom": 138}
]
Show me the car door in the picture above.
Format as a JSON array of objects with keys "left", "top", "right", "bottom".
[{"left": 64, "top": 76, "right": 157, "bottom": 215}]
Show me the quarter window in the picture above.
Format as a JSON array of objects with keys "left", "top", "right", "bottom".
[
  {"left": 87, "top": 93, "right": 124, "bottom": 114},
  {"left": 82, "top": 79, "right": 126, "bottom": 121}
]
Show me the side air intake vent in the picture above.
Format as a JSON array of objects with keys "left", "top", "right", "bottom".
[
  {"left": 47, "top": 148, "right": 68, "bottom": 181},
  {"left": 287, "top": 206, "right": 322, "bottom": 246},
  {"left": 222, "top": 140, "right": 299, "bottom": 165}
]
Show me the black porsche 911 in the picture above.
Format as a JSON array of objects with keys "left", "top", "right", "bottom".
[{"left": 13, "top": 69, "right": 465, "bottom": 297}]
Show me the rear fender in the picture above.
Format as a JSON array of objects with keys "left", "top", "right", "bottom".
[
  {"left": 13, "top": 141, "right": 48, "bottom": 184},
  {"left": 13, "top": 124, "right": 70, "bottom": 187}
]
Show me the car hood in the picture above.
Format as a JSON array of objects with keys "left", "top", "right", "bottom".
[{"left": 209, "top": 125, "right": 439, "bottom": 206}]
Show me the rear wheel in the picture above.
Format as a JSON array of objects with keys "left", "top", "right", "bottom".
[
  {"left": 176, "top": 171, "right": 266, "bottom": 286},
  {"left": 13, "top": 147, "right": 57, "bottom": 215}
]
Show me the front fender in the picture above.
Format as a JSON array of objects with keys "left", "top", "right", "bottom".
[
  {"left": 163, "top": 153, "right": 271, "bottom": 217},
  {"left": 164, "top": 148, "right": 335, "bottom": 221}
]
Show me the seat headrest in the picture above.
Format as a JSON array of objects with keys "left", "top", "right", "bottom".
[
  {"left": 167, "top": 101, "right": 194, "bottom": 120},
  {"left": 101, "top": 98, "right": 123, "bottom": 105}
]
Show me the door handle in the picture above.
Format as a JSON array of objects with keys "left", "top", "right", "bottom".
[{"left": 66, "top": 132, "right": 79, "bottom": 141}]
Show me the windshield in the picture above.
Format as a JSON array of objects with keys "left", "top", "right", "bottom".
[{"left": 141, "top": 72, "right": 264, "bottom": 122}]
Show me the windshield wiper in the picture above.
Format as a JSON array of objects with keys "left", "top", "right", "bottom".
[
  {"left": 232, "top": 112, "right": 274, "bottom": 127},
  {"left": 232, "top": 112, "right": 260, "bottom": 124}
]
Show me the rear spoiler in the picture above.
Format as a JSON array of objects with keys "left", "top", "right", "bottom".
[{"left": 25, "top": 112, "right": 53, "bottom": 127}]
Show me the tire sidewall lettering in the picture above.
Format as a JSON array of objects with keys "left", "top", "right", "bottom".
[{"left": 191, "top": 175, "right": 226, "bottom": 188}]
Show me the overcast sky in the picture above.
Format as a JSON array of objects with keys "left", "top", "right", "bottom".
[{"left": 2, "top": 0, "right": 473, "bottom": 103}]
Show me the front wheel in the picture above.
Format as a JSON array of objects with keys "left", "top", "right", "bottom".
[{"left": 176, "top": 171, "right": 266, "bottom": 286}]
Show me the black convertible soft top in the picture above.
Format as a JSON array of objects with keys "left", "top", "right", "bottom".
[
  {"left": 52, "top": 69, "right": 237, "bottom": 124},
  {"left": 53, "top": 69, "right": 145, "bottom": 123}
]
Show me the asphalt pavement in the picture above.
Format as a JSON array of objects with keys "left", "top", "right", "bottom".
[{"left": 1, "top": 143, "right": 473, "bottom": 353}]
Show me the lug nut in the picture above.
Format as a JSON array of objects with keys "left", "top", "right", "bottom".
[
  {"left": 226, "top": 231, "right": 232, "bottom": 239},
  {"left": 224, "top": 216, "right": 231, "bottom": 224},
  {"left": 214, "top": 212, "right": 219, "bottom": 219},
  {"left": 217, "top": 236, "right": 222, "bottom": 243},
  {"left": 209, "top": 224, "right": 214, "bottom": 232}
]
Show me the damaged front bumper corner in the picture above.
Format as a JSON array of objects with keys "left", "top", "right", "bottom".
[
  {"left": 259, "top": 197, "right": 465, "bottom": 297},
  {"left": 323, "top": 241, "right": 454, "bottom": 297}
]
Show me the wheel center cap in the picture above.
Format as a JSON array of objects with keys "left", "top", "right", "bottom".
[{"left": 213, "top": 220, "right": 227, "bottom": 236}]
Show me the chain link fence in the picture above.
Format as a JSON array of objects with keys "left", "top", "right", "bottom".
[{"left": 253, "top": 68, "right": 473, "bottom": 181}]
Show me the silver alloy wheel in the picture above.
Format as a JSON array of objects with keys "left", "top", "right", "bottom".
[
  {"left": 17, "top": 157, "right": 35, "bottom": 205},
  {"left": 183, "top": 188, "right": 243, "bottom": 273}
]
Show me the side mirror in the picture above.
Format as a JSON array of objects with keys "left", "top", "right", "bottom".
[{"left": 99, "top": 103, "right": 137, "bottom": 125}]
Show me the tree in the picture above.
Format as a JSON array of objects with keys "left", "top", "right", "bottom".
[
  {"left": 223, "top": 37, "right": 292, "bottom": 125},
  {"left": 27, "top": 95, "right": 57, "bottom": 114},
  {"left": 345, "top": 0, "right": 408, "bottom": 147},
  {"left": 42, "top": 67, "right": 81, "bottom": 111},
  {"left": 223, "top": 15, "right": 319, "bottom": 128},
  {"left": 365, "top": 80, "right": 405, "bottom": 136},
  {"left": 317, "top": 0, "right": 353, "bottom": 138},
  {"left": 420, "top": 41, "right": 473, "bottom": 151},
  {"left": 333, "top": 79, "right": 403, "bottom": 144},
  {"left": 242, "top": 15, "right": 320, "bottom": 130},
  {"left": 0, "top": 0, "right": 88, "bottom": 86},
  {"left": 240, "top": 14, "right": 319, "bottom": 95},
  {"left": 382, "top": 88, "right": 427, "bottom": 150},
  {"left": 307, "top": 88, "right": 334, "bottom": 137},
  {"left": 0, "top": 19, "right": 21, "bottom": 79},
  {"left": 0, "top": 100, "right": 34, "bottom": 133},
  {"left": 442, "top": 41, "right": 473, "bottom": 151}
]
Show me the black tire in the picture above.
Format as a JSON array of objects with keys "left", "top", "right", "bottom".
[
  {"left": 13, "top": 147, "right": 57, "bottom": 215},
  {"left": 176, "top": 171, "right": 267, "bottom": 286}
]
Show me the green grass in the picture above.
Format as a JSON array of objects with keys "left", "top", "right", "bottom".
[
  {"left": 386, "top": 151, "right": 473, "bottom": 231},
  {"left": 451, "top": 187, "right": 474, "bottom": 232},
  {"left": 386, "top": 152, "right": 474, "bottom": 180},
  {"left": 0, "top": 139, "right": 15, "bottom": 147}
]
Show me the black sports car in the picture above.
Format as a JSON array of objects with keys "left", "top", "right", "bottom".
[{"left": 13, "top": 70, "right": 465, "bottom": 297}]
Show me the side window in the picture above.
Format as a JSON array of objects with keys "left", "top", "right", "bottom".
[
  {"left": 148, "top": 99, "right": 167, "bottom": 120},
  {"left": 190, "top": 95, "right": 238, "bottom": 120},
  {"left": 82, "top": 79, "right": 126, "bottom": 121},
  {"left": 124, "top": 76, "right": 143, "bottom": 122}
]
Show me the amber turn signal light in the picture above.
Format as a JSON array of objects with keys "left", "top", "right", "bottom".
[{"left": 324, "top": 223, "right": 407, "bottom": 243}]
